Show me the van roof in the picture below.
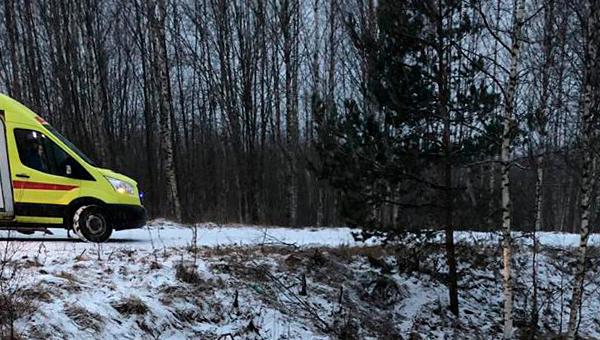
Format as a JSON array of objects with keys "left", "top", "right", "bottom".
[{"left": 0, "top": 93, "right": 46, "bottom": 127}]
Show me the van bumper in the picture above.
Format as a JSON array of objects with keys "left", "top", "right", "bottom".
[{"left": 106, "top": 204, "right": 147, "bottom": 230}]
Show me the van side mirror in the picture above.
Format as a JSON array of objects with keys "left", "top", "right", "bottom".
[{"left": 65, "top": 164, "right": 72, "bottom": 176}]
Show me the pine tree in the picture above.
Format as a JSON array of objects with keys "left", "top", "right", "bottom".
[{"left": 314, "top": 0, "right": 499, "bottom": 315}]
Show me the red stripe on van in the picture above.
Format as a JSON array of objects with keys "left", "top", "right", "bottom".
[{"left": 12, "top": 180, "right": 78, "bottom": 191}]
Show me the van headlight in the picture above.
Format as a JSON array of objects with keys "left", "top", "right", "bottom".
[{"left": 106, "top": 177, "right": 135, "bottom": 195}]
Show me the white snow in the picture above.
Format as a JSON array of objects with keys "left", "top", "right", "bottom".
[
  {"left": 446, "top": 230, "right": 592, "bottom": 248},
  {"left": 0, "top": 219, "right": 371, "bottom": 251},
  {"left": 0, "top": 221, "right": 588, "bottom": 251},
  {"left": 0, "top": 222, "right": 598, "bottom": 339},
  {"left": 0, "top": 221, "right": 383, "bottom": 339}
]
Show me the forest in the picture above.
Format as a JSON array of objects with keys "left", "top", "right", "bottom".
[
  {"left": 1, "top": 0, "right": 600, "bottom": 338},
  {"left": 0, "top": 0, "right": 590, "bottom": 232}
]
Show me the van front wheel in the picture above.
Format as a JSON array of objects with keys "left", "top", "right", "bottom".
[{"left": 72, "top": 205, "right": 113, "bottom": 243}]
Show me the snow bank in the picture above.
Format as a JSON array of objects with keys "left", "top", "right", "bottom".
[
  {"left": 0, "top": 221, "right": 595, "bottom": 338},
  {"left": 0, "top": 220, "right": 374, "bottom": 252},
  {"left": 454, "top": 230, "right": 600, "bottom": 248}
]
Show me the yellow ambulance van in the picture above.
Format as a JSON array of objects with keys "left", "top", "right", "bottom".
[{"left": 0, "top": 94, "right": 146, "bottom": 242}]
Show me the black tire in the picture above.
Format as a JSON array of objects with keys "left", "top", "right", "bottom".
[{"left": 72, "top": 205, "right": 113, "bottom": 243}]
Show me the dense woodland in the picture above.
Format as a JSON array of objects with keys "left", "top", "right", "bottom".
[
  {"left": 0, "top": 0, "right": 346, "bottom": 225},
  {"left": 0, "top": 0, "right": 589, "bottom": 232},
  {"left": 2, "top": 0, "right": 600, "bottom": 337}
]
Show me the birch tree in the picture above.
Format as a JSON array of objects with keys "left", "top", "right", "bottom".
[
  {"left": 567, "top": 0, "right": 600, "bottom": 336},
  {"left": 3, "top": 0, "right": 21, "bottom": 100},
  {"left": 147, "top": 0, "right": 183, "bottom": 221},
  {"left": 279, "top": 0, "right": 301, "bottom": 226},
  {"left": 527, "top": 0, "right": 555, "bottom": 333},
  {"left": 500, "top": 0, "right": 526, "bottom": 337}
]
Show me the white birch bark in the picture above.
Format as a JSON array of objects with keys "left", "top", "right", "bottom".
[
  {"left": 567, "top": 122, "right": 594, "bottom": 339},
  {"left": 567, "top": 2, "right": 600, "bottom": 336},
  {"left": 530, "top": 153, "right": 544, "bottom": 331},
  {"left": 531, "top": 0, "right": 554, "bottom": 329},
  {"left": 148, "top": 0, "right": 183, "bottom": 221},
  {"left": 501, "top": 0, "right": 525, "bottom": 337}
]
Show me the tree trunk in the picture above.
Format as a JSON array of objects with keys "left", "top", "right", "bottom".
[
  {"left": 4, "top": 0, "right": 22, "bottom": 100},
  {"left": 567, "top": 2, "right": 600, "bottom": 336},
  {"left": 488, "top": 160, "right": 496, "bottom": 230},
  {"left": 281, "top": 0, "right": 299, "bottom": 226},
  {"left": 530, "top": 154, "right": 543, "bottom": 335},
  {"left": 501, "top": 0, "right": 525, "bottom": 337},
  {"left": 147, "top": 0, "right": 183, "bottom": 221},
  {"left": 530, "top": 0, "right": 555, "bottom": 332},
  {"left": 435, "top": 0, "right": 459, "bottom": 316},
  {"left": 567, "top": 145, "right": 594, "bottom": 338}
]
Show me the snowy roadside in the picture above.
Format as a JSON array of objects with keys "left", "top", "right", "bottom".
[
  {"left": 0, "top": 222, "right": 597, "bottom": 339},
  {"left": 0, "top": 219, "right": 589, "bottom": 252},
  {"left": 0, "top": 221, "right": 385, "bottom": 339},
  {"left": 0, "top": 219, "right": 376, "bottom": 252},
  {"left": 452, "top": 230, "right": 596, "bottom": 248}
]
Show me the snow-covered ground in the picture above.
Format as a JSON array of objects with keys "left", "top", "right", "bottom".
[
  {"left": 0, "top": 219, "right": 373, "bottom": 251},
  {"left": 0, "top": 222, "right": 597, "bottom": 339},
  {"left": 0, "top": 220, "right": 589, "bottom": 250},
  {"left": 0, "top": 221, "right": 384, "bottom": 339}
]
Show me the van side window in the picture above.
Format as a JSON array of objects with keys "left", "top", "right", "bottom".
[{"left": 14, "top": 129, "right": 94, "bottom": 180}]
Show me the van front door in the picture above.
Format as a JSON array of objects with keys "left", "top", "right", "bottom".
[{"left": 12, "top": 128, "right": 80, "bottom": 225}]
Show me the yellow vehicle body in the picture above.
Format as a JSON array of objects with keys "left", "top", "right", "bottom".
[{"left": 0, "top": 94, "right": 145, "bottom": 238}]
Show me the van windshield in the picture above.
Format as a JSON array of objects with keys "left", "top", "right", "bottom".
[{"left": 44, "top": 125, "right": 98, "bottom": 167}]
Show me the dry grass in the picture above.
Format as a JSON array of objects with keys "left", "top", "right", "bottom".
[
  {"left": 27, "top": 324, "right": 53, "bottom": 339},
  {"left": 175, "top": 262, "right": 203, "bottom": 285},
  {"left": 329, "top": 245, "right": 389, "bottom": 262},
  {"left": 20, "top": 258, "right": 43, "bottom": 269},
  {"left": 111, "top": 296, "right": 148, "bottom": 316},
  {"left": 0, "top": 292, "right": 37, "bottom": 324},
  {"left": 54, "top": 271, "right": 80, "bottom": 283},
  {"left": 64, "top": 304, "right": 103, "bottom": 332},
  {"left": 20, "top": 287, "right": 52, "bottom": 303},
  {"left": 173, "top": 308, "right": 205, "bottom": 324}
]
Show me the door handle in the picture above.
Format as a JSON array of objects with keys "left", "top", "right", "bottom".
[{"left": 15, "top": 174, "right": 29, "bottom": 179}]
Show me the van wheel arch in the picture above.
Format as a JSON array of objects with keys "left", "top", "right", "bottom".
[
  {"left": 72, "top": 205, "right": 113, "bottom": 243},
  {"left": 65, "top": 198, "right": 107, "bottom": 230}
]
